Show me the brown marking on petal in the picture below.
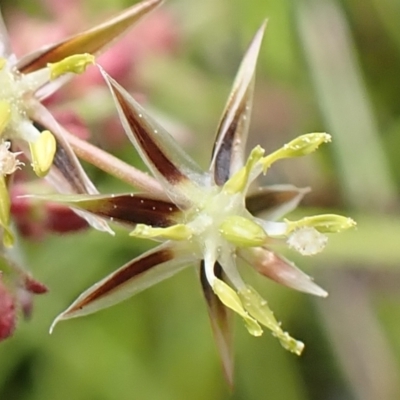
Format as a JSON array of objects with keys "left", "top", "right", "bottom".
[
  {"left": 113, "top": 89, "right": 186, "bottom": 185},
  {"left": 246, "top": 188, "right": 302, "bottom": 216},
  {"left": 212, "top": 97, "right": 246, "bottom": 185},
  {"left": 70, "top": 247, "right": 173, "bottom": 312},
  {"left": 211, "top": 24, "right": 266, "bottom": 187},
  {"left": 77, "top": 195, "right": 181, "bottom": 227},
  {"left": 200, "top": 262, "right": 234, "bottom": 388},
  {"left": 53, "top": 138, "right": 87, "bottom": 193},
  {"left": 18, "top": 0, "right": 162, "bottom": 73}
]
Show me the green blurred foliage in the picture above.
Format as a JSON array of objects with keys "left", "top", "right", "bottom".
[{"left": 1, "top": 0, "right": 400, "bottom": 399}]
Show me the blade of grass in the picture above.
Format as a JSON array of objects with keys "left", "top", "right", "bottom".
[{"left": 295, "top": 0, "right": 397, "bottom": 211}]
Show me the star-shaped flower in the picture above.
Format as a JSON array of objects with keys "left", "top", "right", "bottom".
[
  {"left": 46, "top": 23, "right": 355, "bottom": 384},
  {"left": 0, "top": 0, "right": 163, "bottom": 245}
]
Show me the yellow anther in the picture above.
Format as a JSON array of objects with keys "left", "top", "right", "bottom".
[
  {"left": 260, "top": 133, "right": 331, "bottom": 173},
  {"left": 30, "top": 130, "right": 56, "bottom": 177},
  {"left": 48, "top": 53, "right": 95, "bottom": 80},
  {"left": 239, "top": 286, "right": 304, "bottom": 355},
  {"left": 213, "top": 278, "right": 263, "bottom": 337},
  {"left": 285, "top": 214, "right": 356, "bottom": 234},
  {"left": 130, "top": 223, "right": 192, "bottom": 241},
  {"left": 219, "top": 215, "right": 266, "bottom": 247}
]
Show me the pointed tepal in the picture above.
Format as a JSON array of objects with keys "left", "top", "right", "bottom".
[
  {"left": 210, "top": 21, "right": 267, "bottom": 185},
  {"left": 238, "top": 247, "right": 328, "bottom": 297},
  {"left": 246, "top": 185, "right": 310, "bottom": 219},
  {"left": 17, "top": 0, "right": 163, "bottom": 73},
  {"left": 100, "top": 67, "right": 207, "bottom": 205},
  {"left": 50, "top": 242, "right": 195, "bottom": 332},
  {"left": 30, "top": 192, "right": 182, "bottom": 228}
]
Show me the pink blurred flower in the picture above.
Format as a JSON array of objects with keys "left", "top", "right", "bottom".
[
  {"left": 6, "top": 1, "right": 181, "bottom": 154},
  {"left": 10, "top": 182, "right": 88, "bottom": 240},
  {"left": 8, "top": 1, "right": 180, "bottom": 97},
  {"left": 0, "top": 265, "right": 48, "bottom": 341},
  {"left": 0, "top": 275, "right": 15, "bottom": 341}
]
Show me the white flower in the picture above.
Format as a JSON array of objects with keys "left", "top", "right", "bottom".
[{"left": 42, "top": 23, "right": 356, "bottom": 386}]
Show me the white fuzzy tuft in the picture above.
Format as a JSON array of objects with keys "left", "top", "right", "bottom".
[{"left": 287, "top": 227, "right": 328, "bottom": 256}]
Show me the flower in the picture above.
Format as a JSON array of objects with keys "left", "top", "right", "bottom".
[
  {"left": 0, "top": 0, "right": 163, "bottom": 245},
  {"left": 0, "top": 0, "right": 164, "bottom": 342},
  {"left": 45, "top": 23, "right": 355, "bottom": 384}
]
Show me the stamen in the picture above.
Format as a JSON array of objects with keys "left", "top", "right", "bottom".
[
  {"left": 30, "top": 130, "right": 56, "bottom": 177},
  {"left": 48, "top": 54, "right": 95, "bottom": 80},
  {"left": 19, "top": 120, "right": 42, "bottom": 142},
  {"left": 238, "top": 285, "right": 304, "bottom": 355},
  {"left": 223, "top": 146, "right": 264, "bottom": 194},
  {"left": 260, "top": 133, "right": 331, "bottom": 173},
  {"left": 285, "top": 214, "right": 357, "bottom": 233},
  {"left": 130, "top": 224, "right": 192, "bottom": 241},
  {"left": 213, "top": 278, "right": 263, "bottom": 337},
  {"left": 203, "top": 241, "right": 218, "bottom": 287},
  {"left": 255, "top": 219, "right": 288, "bottom": 237},
  {"left": 19, "top": 68, "right": 52, "bottom": 93},
  {"left": 218, "top": 248, "right": 248, "bottom": 291}
]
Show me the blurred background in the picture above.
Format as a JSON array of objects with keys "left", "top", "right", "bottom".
[{"left": 1, "top": 0, "right": 400, "bottom": 399}]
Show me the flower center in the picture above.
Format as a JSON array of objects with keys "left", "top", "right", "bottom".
[
  {"left": 186, "top": 187, "right": 246, "bottom": 248},
  {"left": 0, "top": 59, "right": 37, "bottom": 139}
]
